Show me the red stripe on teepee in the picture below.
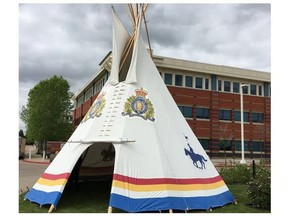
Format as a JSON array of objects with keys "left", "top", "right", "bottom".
[
  {"left": 41, "top": 172, "right": 70, "bottom": 180},
  {"left": 113, "top": 174, "right": 222, "bottom": 185}
]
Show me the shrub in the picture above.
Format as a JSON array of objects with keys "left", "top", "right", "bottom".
[
  {"left": 219, "top": 164, "right": 251, "bottom": 184},
  {"left": 247, "top": 168, "right": 271, "bottom": 210}
]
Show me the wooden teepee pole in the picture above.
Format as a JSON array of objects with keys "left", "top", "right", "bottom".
[
  {"left": 128, "top": 4, "right": 136, "bottom": 26},
  {"left": 108, "top": 206, "right": 113, "bottom": 213},
  {"left": 48, "top": 204, "right": 54, "bottom": 213},
  {"left": 142, "top": 9, "right": 152, "bottom": 57},
  {"left": 119, "top": 29, "right": 137, "bottom": 72}
]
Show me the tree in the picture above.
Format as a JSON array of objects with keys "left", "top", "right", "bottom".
[
  {"left": 255, "top": 124, "right": 265, "bottom": 159},
  {"left": 219, "top": 123, "right": 234, "bottom": 167},
  {"left": 20, "top": 75, "right": 73, "bottom": 151}
]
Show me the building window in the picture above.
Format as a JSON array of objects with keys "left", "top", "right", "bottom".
[
  {"left": 269, "top": 85, "right": 271, "bottom": 97},
  {"left": 258, "top": 86, "right": 262, "bottom": 96},
  {"left": 199, "top": 139, "right": 210, "bottom": 150},
  {"left": 185, "top": 76, "right": 193, "bottom": 87},
  {"left": 224, "top": 81, "right": 231, "bottom": 92},
  {"left": 93, "top": 82, "right": 97, "bottom": 94},
  {"left": 234, "top": 111, "right": 249, "bottom": 122},
  {"left": 178, "top": 105, "right": 193, "bottom": 118},
  {"left": 196, "top": 77, "right": 203, "bottom": 89},
  {"left": 250, "top": 84, "right": 257, "bottom": 95},
  {"left": 95, "top": 77, "right": 106, "bottom": 94},
  {"left": 211, "top": 75, "right": 217, "bottom": 90},
  {"left": 219, "top": 109, "right": 231, "bottom": 121},
  {"left": 196, "top": 107, "right": 210, "bottom": 119},
  {"left": 77, "top": 95, "right": 84, "bottom": 107},
  {"left": 175, "top": 74, "right": 183, "bottom": 86},
  {"left": 235, "top": 140, "right": 249, "bottom": 151},
  {"left": 205, "top": 78, "right": 209, "bottom": 90},
  {"left": 252, "top": 112, "right": 263, "bottom": 123},
  {"left": 218, "top": 80, "right": 222, "bottom": 91},
  {"left": 252, "top": 141, "right": 264, "bottom": 152},
  {"left": 85, "top": 87, "right": 93, "bottom": 101},
  {"left": 242, "top": 85, "right": 248, "bottom": 94},
  {"left": 264, "top": 82, "right": 269, "bottom": 96},
  {"left": 95, "top": 83, "right": 99, "bottom": 93},
  {"left": 219, "top": 139, "right": 232, "bottom": 151},
  {"left": 233, "top": 82, "right": 239, "bottom": 93},
  {"left": 164, "top": 73, "right": 173, "bottom": 85}
]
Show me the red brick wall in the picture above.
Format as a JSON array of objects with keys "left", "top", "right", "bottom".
[{"left": 168, "top": 86, "right": 271, "bottom": 157}]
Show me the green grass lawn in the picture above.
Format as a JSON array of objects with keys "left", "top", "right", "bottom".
[{"left": 19, "top": 180, "right": 270, "bottom": 213}]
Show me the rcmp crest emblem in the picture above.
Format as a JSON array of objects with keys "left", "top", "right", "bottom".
[
  {"left": 122, "top": 88, "right": 155, "bottom": 122},
  {"left": 82, "top": 92, "right": 106, "bottom": 123}
]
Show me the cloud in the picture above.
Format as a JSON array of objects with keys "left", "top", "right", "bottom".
[{"left": 19, "top": 3, "right": 271, "bottom": 131}]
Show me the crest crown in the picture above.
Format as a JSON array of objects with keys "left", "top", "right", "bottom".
[{"left": 135, "top": 88, "right": 147, "bottom": 97}]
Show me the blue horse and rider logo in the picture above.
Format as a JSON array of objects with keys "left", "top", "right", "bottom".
[{"left": 184, "top": 135, "right": 207, "bottom": 170}]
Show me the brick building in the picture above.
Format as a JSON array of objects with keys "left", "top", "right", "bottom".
[{"left": 72, "top": 52, "right": 271, "bottom": 158}]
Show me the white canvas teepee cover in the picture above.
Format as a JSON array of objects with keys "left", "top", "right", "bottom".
[{"left": 25, "top": 5, "right": 234, "bottom": 212}]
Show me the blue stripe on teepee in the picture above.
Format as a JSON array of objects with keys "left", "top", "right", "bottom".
[
  {"left": 109, "top": 190, "right": 234, "bottom": 212},
  {"left": 24, "top": 188, "right": 62, "bottom": 207}
]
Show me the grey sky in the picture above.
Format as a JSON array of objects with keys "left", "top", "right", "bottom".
[{"left": 19, "top": 3, "right": 271, "bottom": 131}]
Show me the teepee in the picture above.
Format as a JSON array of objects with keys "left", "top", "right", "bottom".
[{"left": 24, "top": 4, "right": 235, "bottom": 213}]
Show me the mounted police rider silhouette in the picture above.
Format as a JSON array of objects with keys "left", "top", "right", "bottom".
[{"left": 184, "top": 135, "right": 207, "bottom": 170}]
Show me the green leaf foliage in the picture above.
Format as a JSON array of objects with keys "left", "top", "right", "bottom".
[
  {"left": 21, "top": 75, "right": 73, "bottom": 142},
  {"left": 144, "top": 99, "right": 155, "bottom": 120},
  {"left": 219, "top": 164, "right": 251, "bottom": 184},
  {"left": 247, "top": 168, "right": 271, "bottom": 210}
]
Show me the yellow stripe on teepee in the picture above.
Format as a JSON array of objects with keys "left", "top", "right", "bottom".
[
  {"left": 112, "top": 180, "right": 225, "bottom": 192},
  {"left": 37, "top": 177, "right": 68, "bottom": 186}
]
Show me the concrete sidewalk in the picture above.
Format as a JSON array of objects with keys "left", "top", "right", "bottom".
[{"left": 23, "top": 153, "right": 50, "bottom": 164}]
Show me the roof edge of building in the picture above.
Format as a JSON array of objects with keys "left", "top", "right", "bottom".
[
  {"left": 72, "top": 52, "right": 271, "bottom": 100},
  {"left": 153, "top": 54, "right": 270, "bottom": 82}
]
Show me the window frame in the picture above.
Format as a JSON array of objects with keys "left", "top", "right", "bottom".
[
  {"left": 178, "top": 105, "right": 193, "bottom": 119},
  {"left": 195, "top": 77, "right": 203, "bottom": 89},
  {"left": 175, "top": 74, "right": 183, "bottom": 87},
  {"left": 85, "top": 87, "right": 93, "bottom": 101},
  {"left": 164, "top": 73, "right": 173, "bottom": 85},
  {"left": 252, "top": 112, "right": 263, "bottom": 123},
  {"left": 185, "top": 75, "right": 193, "bottom": 88},
  {"left": 196, "top": 107, "right": 210, "bottom": 119},
  {"left": 77, "top": 95, "right": 84, "bottom": 107},
  {"left": 235, "top": 140, "right": 249, "bottom": 151},
  {"left": 219, "top": 109, "right": 231, "bottom": 121},
  {"left": 205, "top": 78, "right": 209, "bottom": 90},
  {"left": 242, "top": 85, "right": 248, "bottom": 94},
  {"left": 258, "top": 85, "right": 262, "bottom": 96},
  {"left": 233, "top": 82, "right": 240, "bottom": 93},
  {"left": 218, "top": 80, "right": 222, "bottom": 91},
  {"left": 198, "top": 139, "right": 210, "bottom": 150},
  {"left": 252, "top": 141, "right": 264, "bottom": 152},
  {"left": 250, "top": 84, "right": 257, "bottom": 95},
  {"left": 224, "top": 81, "right": 231, "bottom": 92},
  {"left": 234, "top": 110, "right": 249, "bottom": 122}
]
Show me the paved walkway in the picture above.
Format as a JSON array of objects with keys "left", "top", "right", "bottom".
[
  {"left": 19, "top": 159, "right": 49, "bottom": 194},
  {"left": 23, "top": 154, "right": 50, "bottom": 164}
]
